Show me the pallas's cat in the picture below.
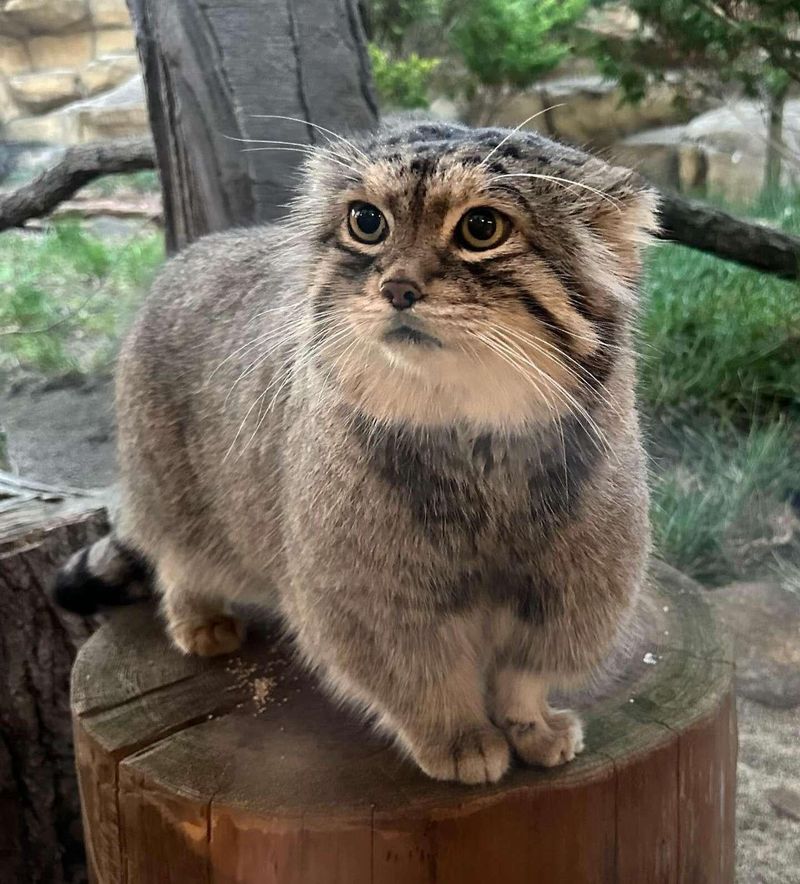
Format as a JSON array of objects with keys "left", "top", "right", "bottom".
[{"left": 57, "top": 121, "right": 656, "bottom": 784}]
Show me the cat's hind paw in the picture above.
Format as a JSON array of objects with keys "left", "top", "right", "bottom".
[{"left": 168, "top": 613, "right": 244, "bottom": 657}]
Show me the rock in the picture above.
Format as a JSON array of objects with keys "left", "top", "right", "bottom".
[
  {"left": 27, "top": 31, "right": 93, "bottom": 69},
  {"left": 88, "top": 0, "right": 130, "bottom": 28},
  {"left": 8, "top": 69, "right": 81, "bottom": 113},
  {"left": 766, "top": 787, "right": 800, "bottom": 822},
  {"left": 709, "top": 581, "right": 800, "bottom": 708},
  {"left": 609, "top": 126, "right": 686, "bottom": 190},
  {"left": 6, "top": 74, "right": 147, "bottom": 143},
  {"left": 0, "top": 75, "right": 22, "bottom": 124},
  {"left": 487, "top": 76, "right": 695, "bottom": 148},
  {"left": 70, "top": 74, "right": 148, "bottom": 140},
  {"left": 0, "top": 36, "right": 30, "bottom": 76},
  {"left": 81, "top": 53, "right": 139, "bottom": 95},
  {"left": 0, "top": 0, "right": 89, "bottom": 37},
  {"left": 5, "top": 106, "right": 83, "bottom": 141},
  {"left": 94, "top": 26, "right": 134, "bottom": 54}
]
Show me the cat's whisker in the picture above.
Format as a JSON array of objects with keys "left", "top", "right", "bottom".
[
  {"left": 489, "top": 173, "right": 622, "bottom": 210},
  {"left": 473, "top": 323, "right": 611, "bottom": 455},
  {"left": 479, "top": 104, "right": 566, "bottom": 168},
  {"left": 249, "top": 113, "right": 371, "bottom": 164}
]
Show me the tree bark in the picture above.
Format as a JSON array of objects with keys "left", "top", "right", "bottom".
[
  {"left": 763, "top": 82, "right": 788, "bottom": 199},
  {"left": 658, "top": 192, "right": 799, "bottom": 279},
  {"left": 125, "top": 0, "right": 379, "bottom": 252},
  {"left": 0, "top": 477, "right": 107, "bottom": 884},
  {"left": 0, "top": 139, "right": 155, "bottom": 234}
]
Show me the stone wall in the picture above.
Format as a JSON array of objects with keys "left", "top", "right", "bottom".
[{"left": 0, "top": 0, "right": 148, "bottom": 143}]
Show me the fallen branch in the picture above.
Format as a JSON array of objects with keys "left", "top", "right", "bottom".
[
  {"left": 0, "top": 138, "right": 156, "bottom": 233},
  {"left": 1, "top": 137, "right": 798, "bottom": 279},
  {"left": 658, "top": 192, "right": 800, "bottom": 280}
]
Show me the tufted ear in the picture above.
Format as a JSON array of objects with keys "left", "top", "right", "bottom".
[{"left": 588, "top": 167, "right": 660, "bottom": 280}]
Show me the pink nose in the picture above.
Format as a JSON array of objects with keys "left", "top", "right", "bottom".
[{"left": 380, "top": 278, "right": 424, "bottom": 311}]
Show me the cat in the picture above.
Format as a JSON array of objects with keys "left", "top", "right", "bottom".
[{"left": 55, "top": 120, "right": 656, "bottom": 784}]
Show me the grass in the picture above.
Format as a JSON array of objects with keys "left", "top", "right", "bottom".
[
  {"left": 640, "top": 190, "right": 800, "bottom": 583},
  {"left": 0, "top": 222, "right": 164, "bottom": 375}
]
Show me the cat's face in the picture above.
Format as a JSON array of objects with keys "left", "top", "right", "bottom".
[{"left": 294, "top": 122, "right": 656, "bottom": 430}]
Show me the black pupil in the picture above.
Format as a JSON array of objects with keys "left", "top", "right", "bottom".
[
  {"left": 466, "top": 210, "right": 496, "bottom": 241},
  {"left": 355, "top": 205, "right": 382, "bottom": 236}
]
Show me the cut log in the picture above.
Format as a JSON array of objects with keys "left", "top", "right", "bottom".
[
  {"left": 72, "top": 560, "right": 736, "bottom": 884},
  {"left": 0, "top": 474, "right": 108, "bottom": 884}
]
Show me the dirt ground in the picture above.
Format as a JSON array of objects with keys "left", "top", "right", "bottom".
[{"left": 2, "top": 374, "right": 798, "bottom": 881}]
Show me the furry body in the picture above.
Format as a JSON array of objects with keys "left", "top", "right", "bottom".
[{"left": 60, "top": 122, "right": 655, "bottom": 783}]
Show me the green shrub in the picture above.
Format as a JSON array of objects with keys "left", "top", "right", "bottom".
[
  {"left": 369, "top": 44, "right": 440, "bottom": 109},
  {"left": 0, "top": 222, "right": 164, "bottom": 374}
]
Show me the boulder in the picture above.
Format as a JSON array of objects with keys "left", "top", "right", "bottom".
[
  {"left": 70, "top": 73, "right": 148, "bottom": 140},
  {"left": 4, "top": 109, "right": 81, "bottom": 142},
  {"left": 94, "top": 26, "right": 134, "bottom": 54},
  {"left": 81, "top": 53, "right": 139, "bottom": 95},
  {"left": 27, "top": 31, "right": 93, "bottom": 69},
  {"left": 88, "top": 0, "right": 130, "bottom": 29},
  {"left": 0, "top": 35, "right": 30, "bottom": 76},
  {"left": 709, "top": 580, "right": 800, "bottom": 709},
  {"left": 8, "top": 69, "right": 81, "bottom": 113},
  {"left": 486, "top": 76, "right": 694, "bottom": 148},
  {"left": 0, "top": 0, "right": 89, "bottom": 36}
]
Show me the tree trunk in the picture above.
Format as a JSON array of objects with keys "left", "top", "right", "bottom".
[
  {"left": 763, "top": 82, "right": 789, "bottom": 199},
  {"left": 0, "top": 476, "right": 107, "bottom": 884},
  {"left": 125, "top": 0, "right": 379, "bottom": 252}
]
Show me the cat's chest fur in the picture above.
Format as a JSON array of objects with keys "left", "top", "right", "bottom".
[{"left": 347, "top": 412, "right": 599, "bottom": 554}]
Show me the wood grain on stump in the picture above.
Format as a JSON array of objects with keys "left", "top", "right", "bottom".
[
  {"left": 72, "top": 560, "right": 736, "bottom": 884},
  {"left": 0, "top": 474, "right": 107, "bottom": 884}
]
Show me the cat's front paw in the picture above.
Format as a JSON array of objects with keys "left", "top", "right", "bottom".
[
  {"left": 505, "top": 708, "right": 584, "bottom": 768},
  {"left": 168, "top": 614, "right": 244, "bottom": 657},
  {"left": 413, "top": 726, "right": 511, "bottom": 784}
]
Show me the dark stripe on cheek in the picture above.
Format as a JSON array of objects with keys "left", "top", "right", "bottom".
[
  {"left": 513, "top": 287, "right": 575, "bottom": 356},
  {"left": 332, "top": 241, "right": 376, "bottom": 273},
  {"left": 464, "top": 263, "right": 575, "bottom": 357}
]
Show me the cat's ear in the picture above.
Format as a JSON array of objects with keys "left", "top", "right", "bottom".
[{"left": 587, "top": 166, "right": 659, "bottom": 279}]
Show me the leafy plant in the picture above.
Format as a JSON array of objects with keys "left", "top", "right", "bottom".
[
  {"left": 449, "top": 0, "right": 588, "bottom": 121},
  {"left": 369, "top": 44, "right": 441, "bottom": 109}
]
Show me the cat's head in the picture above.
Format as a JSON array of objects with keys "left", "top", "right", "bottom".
[{"left": 292, "top": 120, "right": 657, "bottom": 430}]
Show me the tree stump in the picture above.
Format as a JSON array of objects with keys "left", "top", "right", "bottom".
[
  {"left": 72, "top": 561, "right": 736, "bottom": 884},
  {"left": 0, "top": 473, "right": 108, "bottom": 884}
]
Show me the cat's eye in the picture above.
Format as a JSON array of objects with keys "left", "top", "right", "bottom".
[
  {"left": 456, "top": 207, "right": 510, "bottom": 251},
  {"left": 348, "top": 202, "right": 387, "bottom": 244}
]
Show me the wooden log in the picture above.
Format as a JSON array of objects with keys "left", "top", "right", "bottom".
[
  {"left": 0, "top": 473, "right": 108, "bottom": 884},
  {"left": 72, "top": 560, "right": 736, "bottom": 883}
]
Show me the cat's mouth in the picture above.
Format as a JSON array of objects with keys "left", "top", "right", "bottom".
[{"left": 382, "top": 317, "right": 442, "bottom": 349}]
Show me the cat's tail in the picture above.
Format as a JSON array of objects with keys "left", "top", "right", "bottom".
[{"left": 52, "top": 534, "right": 152, "bottom": 615}]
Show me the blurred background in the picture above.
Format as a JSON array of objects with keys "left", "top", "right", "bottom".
[{"left": 0, "top": 2, "right": 798, "bottom": 878}]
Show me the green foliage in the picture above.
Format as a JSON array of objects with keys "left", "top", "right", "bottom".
[
  {"left": 369, "top": 44, "right": 440, "bottom": 109},
  {"left": 89, "top": 170, "right": 160, "bottom": 197},
  {"left": 0, "top": 222, "right": 164, "bottom": 374},
  {"left": 591, "top": 0, "right": 799, "bottom": 102},
  {"left": 639, "top": 243, "right": 800, "bottom": 424},
  {"left": 367, "top": 0, "right": 440, "bottom": 54},
  {"left": 640, "top": 192, "right": 800, "bottom": 583},
  {"left": 449, "top": 0, "right": 588, "bottom": 90},
  {"left": 649, "top": 418, "right": 795, "bottom": 583}
]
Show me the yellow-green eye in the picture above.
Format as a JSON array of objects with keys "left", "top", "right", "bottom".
[
  {"left": 348, "top": 202, "right": 387, "bottom": 244},
  {"left": 457, "top": 207, "right": 510, "bottom": 251}
]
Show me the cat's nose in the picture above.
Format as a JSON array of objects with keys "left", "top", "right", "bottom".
[{"left": 380, "top": 278, "right": 425, "bottom": 311}]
